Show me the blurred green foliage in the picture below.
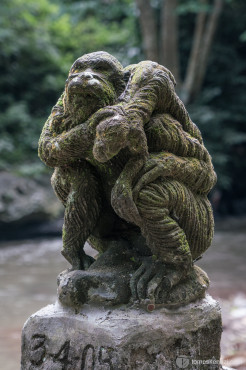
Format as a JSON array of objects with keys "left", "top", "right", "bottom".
[
  {"left": 0, "top": 0, "right": 138, "bottom": 171},
  {"left": 0, "top": 0, "right": 245, "bottom": 213}
]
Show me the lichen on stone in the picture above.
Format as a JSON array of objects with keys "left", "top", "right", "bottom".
[{"left": 38, "top": 51, "right": 216, "bottom": 307}]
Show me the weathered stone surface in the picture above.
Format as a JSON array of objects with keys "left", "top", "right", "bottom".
[
  {"left": 21, "top": 294, "right": 222, "bottom": 370},
  {"left": 22, "top": 52, "right": 222, "bottom": 370},
  {"left": 38, "top": 51, "right": 217, "bottom": 305},
  {"left": 0, "top": 171, "right": 62, "bottom": 225},
  {"left": 57, "top": 242, "right": 209, "bottom": 308}
]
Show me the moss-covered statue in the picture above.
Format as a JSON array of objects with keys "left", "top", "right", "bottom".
[{"left": 39, "top": 51, "right": 216, "bottom": 308}]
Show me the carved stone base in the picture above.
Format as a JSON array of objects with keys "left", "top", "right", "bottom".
[
  {"left": 21, "top": 294, "right": 222, "bottom": 370},
  {"left": 57, "top": 243, "right": 210, "bottom": 308}
]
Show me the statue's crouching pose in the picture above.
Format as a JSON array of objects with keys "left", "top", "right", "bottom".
[
  {"left": 39, "top": 51, "right": 216, "bottom": 306},
  {"left": 51, "top": 163, "right": 102, "bottom": 270}
]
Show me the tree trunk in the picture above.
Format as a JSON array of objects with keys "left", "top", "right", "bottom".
[
  {"left": 160, "top": 0, "right": 180, "bottom": 85},
  {"left": 135, "top": 0, "right": 158, "bottom": 62},
  {"left": 182, "top": 0, "right": 224, "bottom": 104},
  {"left": 181, "top": 0, "right": 208, "bottom": 104},
  {"left": 193, "top": 0, "right": 224, "bottom": 98}
]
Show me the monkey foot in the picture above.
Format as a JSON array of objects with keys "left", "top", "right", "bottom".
[
  {"left": 61, "top": 250, "right": 95, "bottom": 271},
  {"left": 159, "top": 265, "right": 210, "bottom": 308},
  {"left": 58, "top": 246, "right": 209, "bottom": 309},
  {"left": 130, "top": 257, "right": 210, "bottom": 307},
  {"left": 130, "top": 257, "right": 171, "bottom": 302}
]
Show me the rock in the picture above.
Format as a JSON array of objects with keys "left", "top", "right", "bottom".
[
  {"left": 0, "top": 171, "right": 62, "bottom": 231},
  {"left": 21, "top": 294, "right": 222, "bottom": 370},
  {"left": 57, "top": 243, "right": 209, "bottom": 309}
]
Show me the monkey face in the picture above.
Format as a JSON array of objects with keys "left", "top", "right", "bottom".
[
  {"left": 67, "top": 69, "right": 104, "bottom": 94},
  {"left": 65, "top": 68, "right": 116, "bottom": 124},
  {"left": 70, "top": 52, "right": 125, "bottom": 95},
  {"left": 64, "top": 52, "right": 125, "bottom": 125}
]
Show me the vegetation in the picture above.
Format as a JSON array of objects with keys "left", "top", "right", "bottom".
[{"left": 0, "top": 0, "right": 245, "bottom": 214}]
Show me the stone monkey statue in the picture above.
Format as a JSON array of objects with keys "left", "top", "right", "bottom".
[
  {"left": 39, "top": 51, "right": 216, "bottom": 304},
  {"left": 39, "top": 51, "right": 126, "bottom": 269},
  {"left": 91, "top": 60, "right": 216, "bottom": 300},
  {"left": 92, "top": 61, "right": 215, "bottom": 225}
]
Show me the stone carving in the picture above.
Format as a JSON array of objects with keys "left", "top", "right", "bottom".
[
  {"left": 38, "top": 51, "right": 216, "bottom": 308},
  {"left": 21, "top": 298, "right": 222, "bottom": 370}
]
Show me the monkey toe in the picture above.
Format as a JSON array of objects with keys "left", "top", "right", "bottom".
[
  {"left": 147, "top": 269, "right": 170, "bottom": 301},
  {"left": 61, "top": 249, "right": 94, "bottom": 271},
  {"left": 130, "top": 263, "right": 146, "bottom": 300},
  {"left": 130, "top": 257, "right": 167, "bottom": 302},
  {"left": 137, "top": 264, "right": 155, "bottom": 300}
]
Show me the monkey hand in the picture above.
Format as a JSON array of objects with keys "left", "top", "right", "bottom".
[{"left": 92, "top": 105, "right": 130, "bottom": 162}]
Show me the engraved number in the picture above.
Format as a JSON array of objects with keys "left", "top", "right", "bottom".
[
  {"left": 30, "top": 334, "right": 46, "bottom": 366},
  {"left": 52, "top": 340, "right": 70, "bottom": 367},
  {"left": 81, "top": 344, "right": 95, "bottom": 369}
]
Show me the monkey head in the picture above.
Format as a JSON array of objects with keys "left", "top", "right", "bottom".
[{"left": 63, "top": 51, "right": 125, "bottom": 126}]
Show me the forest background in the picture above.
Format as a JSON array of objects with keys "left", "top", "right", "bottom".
[
  {"left": 0, "top": 0, "right": 246, "bottom": 216},
  {"left": 1, "top": 2, "right": 246, "bottom": 368}
]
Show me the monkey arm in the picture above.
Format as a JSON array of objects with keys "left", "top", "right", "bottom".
[
  {"left": 93, "top": 62, "right": 203, "bottom": 161},
  {"left": 38, "top": 111, "right": 98, "bottom": 168},
  {"left": 121, "top": 61, "right": 204, "bottom": 147},
  {"left": 123, "top": 65, "right": 158, "bottom": 123},
  {"left": 111, "top": 154, "right": 146, "bottom": 226},
  {"left": 132, "top": 152, "right": 217, "bottom": 200},
  {"left": 118, "top": 63, "right": 166, "bottom": 154},
  {"left": 146, "top": 114, "right": 211, "bottom": 163},
  {"left": 38, "top": 122, "right": 94, "bottom": 167},
  {"left": 111, "top": 150, "right": 216, "bottom": 229}
]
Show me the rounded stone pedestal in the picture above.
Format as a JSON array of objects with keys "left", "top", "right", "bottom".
[{"left": 21, "top": 294, "right": 222, "bottom": 370}]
